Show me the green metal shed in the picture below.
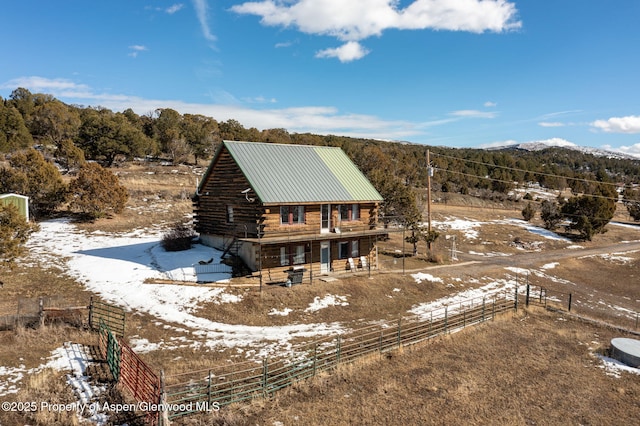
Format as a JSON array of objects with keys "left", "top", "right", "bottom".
[{"left": 0, "top": 193, "right": 30, "bottom": 221}]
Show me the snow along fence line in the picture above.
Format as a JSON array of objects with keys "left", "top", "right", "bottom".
[{"left": 161, "top": 292, "right": 515, "bottom": 422}]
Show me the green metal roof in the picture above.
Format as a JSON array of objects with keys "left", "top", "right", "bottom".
[{"left": 221, "top": 141, "right": 383, "bottom": 204}]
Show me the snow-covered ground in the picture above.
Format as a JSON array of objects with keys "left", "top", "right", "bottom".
[
  {"left": 3, "top": 214, "right": 637, "bottom": 412},
  {"left": 24, "top": 219, "right": 346, "bottom": 357}
]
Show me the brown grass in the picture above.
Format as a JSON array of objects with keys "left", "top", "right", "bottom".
[
  {"left": 195, "top": 309, "right": 640, "bottom": 426},
  {"left": 2, "top": 164, "right": 639, "bottom": 425}
]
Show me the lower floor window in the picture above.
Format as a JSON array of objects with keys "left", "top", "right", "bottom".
[
  {"left": 338, "top": 240, "right": 359, "bottom": 259},
  {"left": 281, "top": 244, "right": 306, "bottom": 266}
]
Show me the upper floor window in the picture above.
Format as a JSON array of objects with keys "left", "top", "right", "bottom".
[
  {"left": 226, "top": 205, "right": 234, "bottom": 223},
  {"left": 339, "top": 204, "right": 360, "bottom": 222},
  {"left": 280, "top": 206, "right": 305, "bottom": 225}
]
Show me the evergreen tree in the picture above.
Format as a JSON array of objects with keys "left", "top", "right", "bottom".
[
  {"left": 67, "top": 162, "right": 129, "bottom": 220},
  {"left": 522, "top": 202, "right": 536, "bottom": 222},
  {"left": 540, "top": 199, "right": 563, "bottom": 230},
  {"left": 0, "top": 204, "right": 39, "bottom": 266},
  {"left": 2, "top": 149, "right": 67, "bottom": 218},
  {"left": 560, "top": 190, "right": 616, "bottom": 241}
]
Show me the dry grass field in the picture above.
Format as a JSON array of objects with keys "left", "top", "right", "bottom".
[
  {"left": 1, "top": 163, "right": 639, "bottom": 426},
  {"left": 206, "top": 309, "right": 640, "bottom": 426}
]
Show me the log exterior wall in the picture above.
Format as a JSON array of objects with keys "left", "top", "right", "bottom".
[
  {"left": 194, "top": 145, "right": 386, "bottom": 279},
  {"left": 194, "top": 148, "right": 262, "bottom": 238}
]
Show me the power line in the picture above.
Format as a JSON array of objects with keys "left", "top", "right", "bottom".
[{"left": 430, "top": 152, "right": 627, "bottom": 190}]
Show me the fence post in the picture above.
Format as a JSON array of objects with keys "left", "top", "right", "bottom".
[
  {"left": 397, "top": 318, "right": 402, "bottom": 349},
  {"left": 313, "top": 343, "right": 317, "bottom": 376},
  {"left": 88, "top": 296, "right": 94, "bottom": 330},
  {"left": 568, "top": 293, "right": 572, "bottom": 312},
  {"left": 429, "top": 311, "right": 433, "bottom": 336},
  {"left": 262, "top": 358, "right": 268, "bottom": 397},
  {"left": 38, "top": 297, "right": 45, "bottom": 328},
  {"left": 160, "top": 370, "right": 170, "bottom": 426},
  {"left": 514, "top": 284, "right": 518, "bottom": 312},
  {"left": 207, "top": 370, "right": 212, "bottom": 408},
  {"left": 492, "top": 298, "right": 496, "bottom": 320},
  {"left": 636, "top": 312, "right": 639, "bottom": 330},
  {"left": 379, "top": 330, "right": 383, "bottom": 354},
  {"left": 336, "top": 336, "right": 341, "bottom": 364},
  {"left": 444, "top": 306, "right": 448, "bottom": 334},
  {"left": 482, "top": 297, "right": 485, "bottom": 321},
  {"left": 525, "top": 284, "right": 530, "bottom": 307}
]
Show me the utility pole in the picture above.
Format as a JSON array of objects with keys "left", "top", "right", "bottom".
[{"left": 426, "top": 150, "right": 433, "bottom": 250}]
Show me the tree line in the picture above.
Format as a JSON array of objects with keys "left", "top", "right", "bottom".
[{"left": 2, "top": 87, "right": 640, "bottom": 254}]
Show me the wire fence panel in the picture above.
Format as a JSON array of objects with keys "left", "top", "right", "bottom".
[
  {"left": 162, "top": 293, "right": 516, "bottom": 421},
  {"left": 89, "top": 298, "right": 126, "bottom": 337}
]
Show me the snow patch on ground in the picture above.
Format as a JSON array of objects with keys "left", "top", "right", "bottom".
[
  {"left": 305, "top": 295, "right": 349, "bottom": 312},
  {"left": 412, "top": 272, "right": 444, "bottom": 284},
  {"left": 23, "top": 220, "right": 346, "bottom": 358},
  {"left": 268, "top": 308, "right": 293, "bottom": 316}
]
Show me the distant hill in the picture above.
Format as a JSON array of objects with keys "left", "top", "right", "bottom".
[{"left": 488, "top": 138, "right": 639, "bottom": 161}]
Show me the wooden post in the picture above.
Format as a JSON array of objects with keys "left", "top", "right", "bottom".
[
  {"left": 397, "top": 318, "right": 402, "bottom": 348},
  {"left": 207, "top": 370, "right": 212, "bottom": 408},
  {"left": 262, "top": 358, "right": 268, "bottom": 397},
  {"left": 526, "top": 284, "right": 530, "bottom": 307},
  {"left": 313, "top": 343, "right": 317, "bottom": 376},
  {"left": 160, "top": 370, "right": 170, "bottom": 426},
  {"left": 426, "top": 149, "right": 432, "bottom": 251},
  {"left": 336, "top": 336, "right": 341, "bottom": 364},
  {"left": 309, "top": 240, "right": 313, "bottom": 285},
  {"left": 568, "top": 293, "right": 572, "bottom": 312},
  {"left": 38, "top": 297, "right": 45, "bottom": 328},
  {"left": 482, "top": 297, "right": 486, "bottom": 321},
  {"left": 444, "top": 306, "right": 448, "bottom": 334},
  {"left": 88, "top": 296, "right": 94, "bottom": 330}
]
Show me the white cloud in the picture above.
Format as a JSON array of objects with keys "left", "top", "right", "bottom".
[
  {"left": 0, "top": 76, "right": 420, "bottom": 141},
  {"left": 538, "top": 121, "right": 564, "bottom": 127},
  {"left": 166, "top": 3, "right": 185, "bottom": 14},
  {"left": 451, "top": 109, "right": 497, "bottom": 119},
  {"left": 602, "top": 143, "right": 640, "bottom": 159},
  {"left": 128, "top": 45, "right": 148, "bottom": 58},
  {"left": 315, "top": 41, "right": 370, "bottom": 62},
  {"left": 231, "top": 0, "right": 521, "bottom": 60},
  {"left": 591, "top": 115, "right": 640, "bottom": 134},
  {"left": 241, "top": 95, "right": 277, "bottom": 104},
  {"left": 484, "top": 101, "right": 497, "bottom": 107},
  {"left": 192, "top": 0, "right": 216, "bottom": 43}
]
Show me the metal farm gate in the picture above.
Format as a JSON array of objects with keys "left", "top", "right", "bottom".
[
  {"left": 89, "top": 297, "right": 126, "bottom": 337},
  {"left": 98, "top": 319, "right": 161, "bottom": 425}
]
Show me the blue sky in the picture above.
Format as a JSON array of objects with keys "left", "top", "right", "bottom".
[{"left": 2, "top": 1, "right": 640, "bottom": 156}]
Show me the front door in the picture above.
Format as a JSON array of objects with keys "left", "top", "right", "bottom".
[
  {"left": 320, "top": 242, "right": 330, "bottom": 274},
  {"left": 321, "top": 204, "right": 331, "bottom": 233}
]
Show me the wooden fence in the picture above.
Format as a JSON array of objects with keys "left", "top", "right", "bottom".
[
  {"left": 162, "top": 292, "right": 515, "bottom": 421},
  {"left": 0, "top": 296, "right": 88, "bottom": 331}
]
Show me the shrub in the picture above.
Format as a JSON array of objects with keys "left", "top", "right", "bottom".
[
  {"left": 522, "top": 202, "right": 536, "bottom": 221},
  {"left": 67, "top": 162, "right": 128, "bottom": 220},
  {"left": 161, "top": 222, "right": 197, "bottom": 251},
  {"left": 0, "top": 204, "right": 39, "bottom": 265}
]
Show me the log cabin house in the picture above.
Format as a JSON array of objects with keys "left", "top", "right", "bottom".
[{"left": 193, "top": 141, "right": 387, "bottom": 283}]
